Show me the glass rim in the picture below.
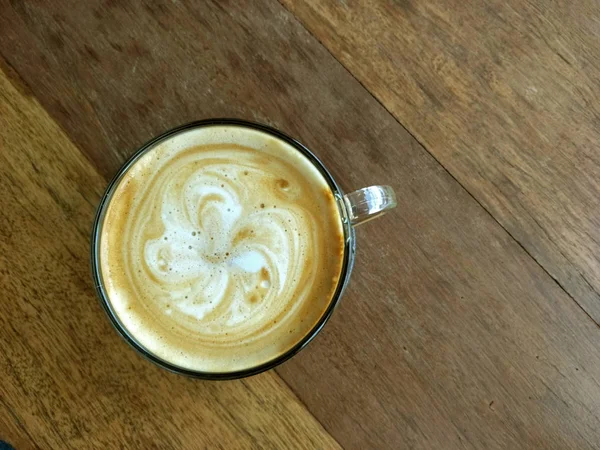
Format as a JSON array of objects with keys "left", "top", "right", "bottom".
[{"left": 90, "top": 118, "right": 355, "bottom": 380}]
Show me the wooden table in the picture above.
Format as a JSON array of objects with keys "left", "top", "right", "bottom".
[{"left": 1, "top": 1, "right": 600, "bottom": 448}]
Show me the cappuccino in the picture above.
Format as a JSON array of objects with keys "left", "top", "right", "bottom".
[{"left": 98, "top": 124, "right": 345, "bottom": 373}]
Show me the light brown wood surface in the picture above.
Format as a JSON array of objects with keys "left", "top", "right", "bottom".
[
  {"left": 0, "top": 400, "right": 38, "bottom": 450},
  {"left": 1, "top": 1, "right": 600, "bottom": 449},
  {"left": 0, "top": 66, "right": 340, "bottom": 449},
  {"left": 280, "top": 0, "right": 600, "bottom": 322}
]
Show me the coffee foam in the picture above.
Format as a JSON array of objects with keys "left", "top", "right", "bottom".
[{"left": 99, "top": 125, "right": 345, "bottom": 373}]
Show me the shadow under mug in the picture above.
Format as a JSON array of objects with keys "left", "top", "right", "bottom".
[{"left": 91, "top": 119, "right": 397, "bottom": 379}]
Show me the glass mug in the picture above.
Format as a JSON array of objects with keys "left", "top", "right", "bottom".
[{"left": 91, "top": 119, "right": 396, "bottom": 379}]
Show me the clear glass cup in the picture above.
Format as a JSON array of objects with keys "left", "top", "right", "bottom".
[{"left": 91, "top": 119, "right": 396, "bottom": 379}]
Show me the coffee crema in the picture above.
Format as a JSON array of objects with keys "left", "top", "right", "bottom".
[{"left": 99, "top": 125, "right": 345, "bottom": 373}]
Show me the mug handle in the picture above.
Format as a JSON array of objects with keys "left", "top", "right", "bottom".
[{"left": 343, "top": 185, "right": 397, "bottom": 226}]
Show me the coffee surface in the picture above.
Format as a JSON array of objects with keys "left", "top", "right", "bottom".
[{"left": 99, "top": 125, "right": 345, "bottom": 373}]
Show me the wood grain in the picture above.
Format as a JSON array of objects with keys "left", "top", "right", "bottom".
[
  {"left": 279, "top": 0, "right": 600, "bottom": 321},
  {"left": 0, "top": 67, "right": 341, "bottom": 449},
  {"left": 2, "top": 1, "right": 600, "bottom": 449},
  {"left": 1, "top": 400, "right": 38, "bottom": 450}
]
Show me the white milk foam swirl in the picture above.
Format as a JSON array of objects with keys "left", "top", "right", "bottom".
[
  {"left": 138, "top": 160, "right": 311, "bottom": 329},
  {"left": 101, "top": 126, "right": 344, "bottom": 372}
]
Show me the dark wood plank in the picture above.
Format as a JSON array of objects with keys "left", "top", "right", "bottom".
[
  {"left": 280, "top": 0, "right": 600, "bottom": 321},
  {"left": 2, "top": 1, "right": 600, "bottom": 448},
  {"left": 0, "top": 65, "right": 340, "bottom": 449}
]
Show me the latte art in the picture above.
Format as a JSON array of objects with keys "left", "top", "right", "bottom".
[
  {"left": 99, "top": 126, "right": 345, "bottom": 372},
  {"left": 137, "top": 157, "right": 315, "bottom": 331}
]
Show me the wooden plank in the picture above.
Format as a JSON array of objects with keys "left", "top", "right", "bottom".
[
  {"left": 2, "top": 1, "right": 600, "bottom": 449},
  {"left": 0, "top": 400, "right": 39, "bottom": 450},
  {"left": 0, "top": 67, "right": 341, "bottom": 449},
  {"left": 279, "top": 0, "right": 600, "bottom": 321}
]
